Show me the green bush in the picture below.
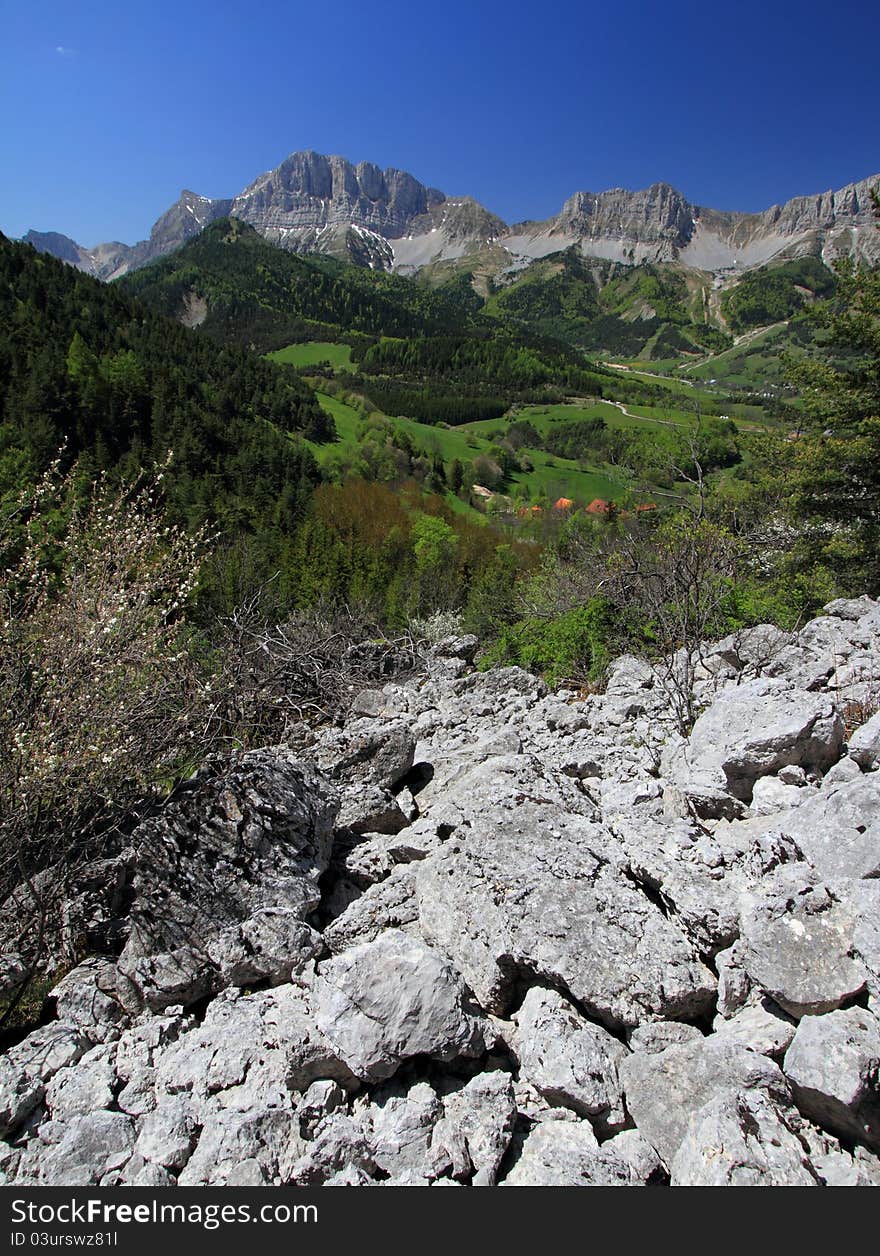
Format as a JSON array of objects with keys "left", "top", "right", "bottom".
[{"left": 479, "top": 599, "right": 612, "bottom": 686}]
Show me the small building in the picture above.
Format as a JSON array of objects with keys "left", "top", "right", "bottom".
[{"left": 585, "top": 498, "right": 610, "bottom": 516}]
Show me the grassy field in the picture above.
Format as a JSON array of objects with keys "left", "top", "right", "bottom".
[
  {"left": 266, "top": 341, "right": 353, "bottom": 370},
  {"left": 511, "top": 398, "right": 743, "bottom": 436},
  {"left": 313, "top": 392, "right": 362, "bottom": 441},
  {"left": 603, "top": 363, "right": 701, "bottom": 392},
  {"left": 311, "top": 394, "right": 627, "bottom": 507},
  {"left": 656, "top": 323, "right": 809, "bottom": 393}
]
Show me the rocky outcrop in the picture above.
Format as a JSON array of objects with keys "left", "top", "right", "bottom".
[
  {"left": 554, "top": 183, "right": 695, "bottom": 250},
  {"left": 3, "top": 603, "right": 880, "bottom": 1186}
]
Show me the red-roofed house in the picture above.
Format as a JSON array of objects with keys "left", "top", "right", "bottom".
[{"left": 586, "top": 498, "right": 610, "bottom": 516}]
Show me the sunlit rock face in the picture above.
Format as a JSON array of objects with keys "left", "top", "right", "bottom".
[{"left": 22, "top": 152, "right": 880, "bottom": 278}]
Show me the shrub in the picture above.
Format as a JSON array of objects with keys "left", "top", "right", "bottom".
[
  {"left": 480, "top": 599, "right": 612, "bottom": 687},
  {"left": 0, "top": 460, "right": 214, "bottom": 987}
]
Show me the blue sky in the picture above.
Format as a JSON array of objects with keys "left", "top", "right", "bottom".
[{"left": 2, "top": 0, "right": 878, "bottom": 246}]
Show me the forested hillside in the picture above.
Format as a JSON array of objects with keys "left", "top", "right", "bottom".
[
  {"left": 485, "top": 250, "right": 730, "bottom": 357},
  {"left": 119, "top": 220, "right": 688, "bottom": 425},
  {"left": 119, "top": 218, "right": 480, "bottom": 351},
  {"left": 0, "top": 231, "right": 328, "bottom": 539},
  {"left": 0, "top": 232, "right": 533, "bottom": 621}
]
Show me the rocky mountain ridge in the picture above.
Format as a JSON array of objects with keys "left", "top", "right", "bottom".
[
  {"left": 22, "top": 150, "right": 880, "bottom": 281},
  {"left": 2, "top": 598, "right": 880, "bottom": 1186}
]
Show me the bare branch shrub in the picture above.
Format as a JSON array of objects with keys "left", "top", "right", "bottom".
[
  {"left": 208, "top": 597, "right": 426, "bottom": 748},
  {"left": 603, "top": 513, "right": 744, "bottom": 733}
]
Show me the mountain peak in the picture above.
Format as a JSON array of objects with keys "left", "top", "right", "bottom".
[{"left": 20, "top": 153, "right": 880, "bottom": 280}]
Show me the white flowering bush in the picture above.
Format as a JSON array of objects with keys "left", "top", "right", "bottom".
[
  {"left": 408, "top": 608, "right": 465, "bottom": 645},
  {"left": 0, "top": 460, "right": 214, "bottom": 977}
]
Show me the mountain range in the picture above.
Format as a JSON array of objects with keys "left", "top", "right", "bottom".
[{"left": 22, "top": 150, "right": 880, "bottom": 283}]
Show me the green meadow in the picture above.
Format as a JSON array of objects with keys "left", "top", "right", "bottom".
[
  {"left": 311, "top": 394, "right": 626, "bottom": 508},
  {"left": 266, "top": 341, "right": 353, "bottom": 369}
]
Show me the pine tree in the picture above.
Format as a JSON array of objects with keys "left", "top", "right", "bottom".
[{"left": 785, "top": 188, "right": 880, "bottom": 591}]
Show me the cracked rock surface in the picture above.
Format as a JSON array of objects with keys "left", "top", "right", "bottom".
[{"left": 3, "top": 606, "right": 880, "bottom": 1186}]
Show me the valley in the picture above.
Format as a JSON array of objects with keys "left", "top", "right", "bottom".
[
  {"left": 4, "top": 0, "right": 880, "bottom": 1193},
  {"left": 1, "top": 142, "right": 878, "bottom": 1195}
]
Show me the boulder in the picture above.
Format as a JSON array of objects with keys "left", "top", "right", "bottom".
[
  {"left": 824, "top": 597, "right": 878, "bottom": 622},
  {"left": 620, "top": 1037, "right": 793, "bottom": 1167},
  {"left": 628, "top": 1021, "right": 704, "bottom": 1054},
  {"left": 683, "top": 679, "right": 844, "bottom": 802},
  {"left": 429, "top": 1072, "right": 517, "bottom": 1185},
  {"left": 609, "top": 814, "right": 741, "bottom": 954},
  {"left": 177, "top": 1109, "right": 300, "bottom": 1186},
  {"left": 710, "top": 997, "right": 797, "bottom": 1060},
  {"left": 847, "top": 710, "right": 880, "bottom": 769},
  {"left": 784, "top": 1007, "right": 880, "bottom": 1151},
  {"left": 355, "top": 1081, "right": 440, "bottom": 1180},
  {"left": 0, "top": 850, "right": 135, "bottom": 974},
  {"left": 46, "top": 958, "right": 125, "bottom": 1037},
  {"left": 704, "top": 624, "right": 793, "bottom": 676},
  {"left": 133, "top": 1095, "right": 199, "bottom": 1171},
  {"left": 115, "top": 749, "right": 337, "bottom": 1012},
  {"left": 0, "top": 1023, "right": 91, "bottom": 1138},
  {"left": 287, "top": 1111, "right": 377, "bottom": 1185},
  {"left": 738, "top": 864, "right": 867, "bottom": 1017},
  {"left": 774, "top": 773, "right": 880, "bottom": 881},
  {"left": 206, "top": 909, "right": 322, "bottom": 987},
  {"left": 322, "top": 865, "right": 421, "bottom": 954},
  {"left": 511, "top": 988, "right": 628, "bottom": 1131},
  {"left": 715, "top": 942, "right": 752, "bottom": 1018},
  {"left": 415, "top": 807, "right": 716, "bottom": 1031},
  {"left": 313, "top": 719, "right": 416, "bottom": 792},
  {"left": 0, "top": 954, "right": 26, "bottom": 999},
  {"left": 35, "top": 1111, "right": 136, "bottom": 1185},
  {"left": 750, "top": 775, "right": 811, "bottom": 815},
  {"left": 847, "top": 879, "right": 880, "bottom": 996},
  {"left": 153, "top": 984, "right": 356, "bottom": 1111},
  {"left": 334, "top": 784, "right": 411, "bottom": 836},
  {"left": 313, "top": 930, "right": 487, "bottom": 1082},
  {"left": 670, "top": 1090, "right": 818, "bottom": 1186},
  {"left": 44, "top": 1043, "right": 116, "bottom": 1121},
  {"left": 501, "top": 1119, "right": 645, "bottom": 1186},
  {"left": 423, "top": 635, "right": 480, "bottom": 681}
]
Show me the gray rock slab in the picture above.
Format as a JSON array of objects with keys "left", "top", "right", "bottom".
[
  {"left": 784, "top": 1007, "right": 880, "bottom": 1151},
  {"left": 416, "top": 807, "right": 716, "bottom": 1030},
  {"left": 739, "top": 865, "right": 867, "bottom": 1017},
  {"left": 512, "top": 987, "right": 628, "bottom": 1130},
  {"left": 620, "top": 1037, "right": 793, "bottom": 1167}
]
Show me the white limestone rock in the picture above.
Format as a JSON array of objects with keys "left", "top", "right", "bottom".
[
  {"left": 670, "top": 1089, "right": 818, "bottom": 1186},
  {"left": 512, "top": 988, "right": 628, "bottom": 1130},
  {"left": 415, "top": 807, "right": 716, "bottom": 1031},
  {"left": 738, "top": 864, "right": 867, "bottom": 1017},
  {"left": 313, "top": 930, "right": 487, "bottom": 1082},
  {"left": 783, "top": 1007, "right": 880, "bottom": 1151},
  {"left": 620, "top": 1037, "right": 794, "bottom": 1167}
]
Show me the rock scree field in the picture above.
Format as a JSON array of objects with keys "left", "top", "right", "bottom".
[{"left": 2, "top": 598, "right": 880, "bottom": 1187}]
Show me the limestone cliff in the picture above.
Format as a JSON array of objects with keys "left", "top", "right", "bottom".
[{"left": 23, "top": 150, "right": 879, "bottom": 280}]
